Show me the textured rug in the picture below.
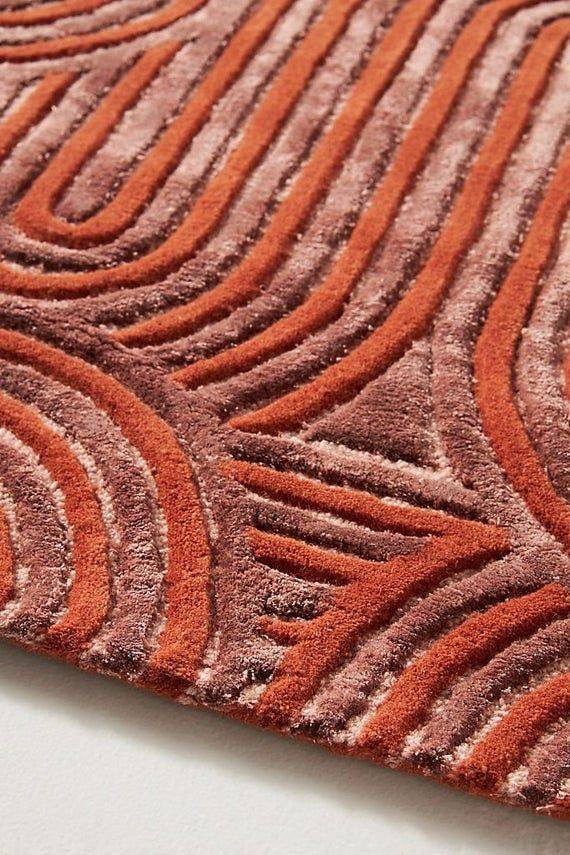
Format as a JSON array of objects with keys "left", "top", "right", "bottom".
[{"left": 0, "top": 0, "right": 569, "bottom": 819}]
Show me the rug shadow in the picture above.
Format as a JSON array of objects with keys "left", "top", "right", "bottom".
[{"left": 0, "top": 640, "right": 568, "bottom": 854}]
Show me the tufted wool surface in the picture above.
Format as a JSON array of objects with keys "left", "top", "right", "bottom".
[{"left": 0, "top": 0, "right": 569, "bottom": 818}]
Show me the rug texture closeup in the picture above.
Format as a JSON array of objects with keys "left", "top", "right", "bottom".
[{"left": 0, "top": 0, "right": 569, "bottom": 818}]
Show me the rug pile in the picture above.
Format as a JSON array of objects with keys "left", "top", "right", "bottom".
[{"left": 0, "top": 0, "right": 568, "bottom": 817}]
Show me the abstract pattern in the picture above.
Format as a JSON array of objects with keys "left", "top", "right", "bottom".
[{"left": 0, "top": 0, "right": 569, "bottom": 817}]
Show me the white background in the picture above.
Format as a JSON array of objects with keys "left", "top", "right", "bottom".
[{"left": 0, "top": 641, "right": 568, "bottom": 855}]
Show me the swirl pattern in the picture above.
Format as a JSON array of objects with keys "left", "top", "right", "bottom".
[{"left": 0, "top": 0, "right": 569, "bottom": 816}]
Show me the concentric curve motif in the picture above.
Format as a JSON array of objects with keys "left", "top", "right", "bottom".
[{"left": 0, "top": 0, "right": 569, "bottom": 817}]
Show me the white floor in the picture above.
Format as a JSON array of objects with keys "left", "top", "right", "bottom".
[{"left": 0, "top": 641, "right": 568, "bottom": 855}]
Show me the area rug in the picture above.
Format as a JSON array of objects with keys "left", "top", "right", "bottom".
[{"left": 0, "top": 0, "right": 568, "bottom": 818}]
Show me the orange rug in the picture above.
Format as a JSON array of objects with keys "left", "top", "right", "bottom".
[{"left": 0, "top": 0, "right": 569, "bottom": 818}]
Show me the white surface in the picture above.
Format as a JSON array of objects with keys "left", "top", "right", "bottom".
[{"left": 0, "top": 641, "right": 568, "bottom": 855}]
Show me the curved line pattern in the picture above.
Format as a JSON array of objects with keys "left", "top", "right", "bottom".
[
  {"left": 164, "top": 0, "right": 544, "bottom": 370},
  {"left": 0, "top": 388, "right": 110, "bottom": 656},
  {"left": 474, "top": 146, "right": 570, "bottom": 549},
  {"left": 0, "top": 356, "right": 170, "bottom": 663},
  {"left": 0, "top": 330, "right": 212, "bottom": 685},
  {"left": 0, "top": 73, "right": 76, "bottom": 163},
  {"left": 358, "top": 584, "right": 570, "bottom": 757},
  {"left": 403, "top": 616, "right": 570, "bottom": 769},
  {"left": 0, "top": 0, "right": 112, "bottom": 26},
  {"left": 0, "top": 0, "right": 364, "bottom": 294},
  {"left": 12, "top": 0, "right": 298, "bottom": 248},
  {"left": 0, "top": 0, "right": 209, "bottom": 62},
  {"left": 118, "top": 0, "right": 442, "bottom": 344},
  {"left": 0, "top": 424, "right": 72, "bottom": 638},
  {"left": 0, "top": 0, "right": 569, "bottom": 816},
  {"left": 453, "top": 670, "right": 570, "bottom": 792},
  {"left": 12, "top": 40, "right": 184, "bottom": 244},
  {"left": 229, "top": 17, "right": 570, "bottom": 433}
]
